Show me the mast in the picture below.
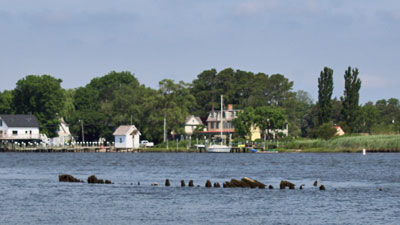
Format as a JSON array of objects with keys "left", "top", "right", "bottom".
[{"left": 221, "top": 95, "right": 223, "bottom": 144}]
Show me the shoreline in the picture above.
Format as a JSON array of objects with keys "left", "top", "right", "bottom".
[{"left": 1, "top": 147, "right": 399, "bottom": 153}]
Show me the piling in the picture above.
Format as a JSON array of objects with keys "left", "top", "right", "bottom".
[{"left": 205, "top": 180, "right": 212, "bottom": 188}]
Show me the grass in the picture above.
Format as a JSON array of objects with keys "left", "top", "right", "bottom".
[{"left": 279, "top": 135, "right": 400, "bottom": 152}]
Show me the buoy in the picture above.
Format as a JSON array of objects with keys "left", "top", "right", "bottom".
[{"left": 363, "top": 149, "right": 366, "bottom": 155}]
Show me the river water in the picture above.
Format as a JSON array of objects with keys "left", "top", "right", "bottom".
[{"left": 0, "top": 153, "right": 399, "bottom": 225}]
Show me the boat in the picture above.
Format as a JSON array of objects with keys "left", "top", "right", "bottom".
[{"left": 207, "top": 95, "right": 231, "bottom": 153}]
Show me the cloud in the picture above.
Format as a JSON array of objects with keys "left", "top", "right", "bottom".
[
  {"left": 361, "top": 74, "right": 392, "bottom": 89},
  {"left": 235, "top": 0, "right": 280, "bottom": 15}
]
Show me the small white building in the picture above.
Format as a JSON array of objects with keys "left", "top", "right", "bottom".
[
  {"left": 0, "top": 114, "right": 40, "bottom": 141},
  {"left": 49, "top": 117, "right": 74, "bottom": 146},
  {"left": 113, "top": 125, "right": 141, "bottom": 149},
  {"left": 184, "top": 115, "right": 204, "bottom": 135}
]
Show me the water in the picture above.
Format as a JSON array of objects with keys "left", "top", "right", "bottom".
[{"left": 0, "top": 153, "right": 399, "bottom": 225}]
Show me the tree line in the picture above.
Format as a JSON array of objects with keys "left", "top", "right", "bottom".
[{"left": 0, "top": 67, "right": 399, "bottom": 143}]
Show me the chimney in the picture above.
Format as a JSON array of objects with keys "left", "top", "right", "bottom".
[{"left": 227, "top": 104, "right": 233, "bottom": 110}]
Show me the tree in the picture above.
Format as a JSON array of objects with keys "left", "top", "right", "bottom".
[
  {"left": 0, "top": 90, "right": 14, "bottom": 114},
  {"left": 159, "top": 79, "right": 196, "bottom": 142},
  {"left": 317, "top": 67, "right": 334, "bottom": 125},
  {"left": 13, "top": 75, "right": 65, "bottom": 137},
  {"left": 69, "top": 86, "right": 108, "bottom": 141},
  {"left": 232, "top": 107, "right": 256, "bottom": 139},
  {"left": 70, "top": 71, "right": 141, "bottom": 141},
  {"left": 255, "top": 106, "right": 287, "bottom": 140},
  {"left": 341, "top": 66, "right": 362, "bottom": 132},
  {"left": 358, "top": 102, "right": 379, "bottom": 133}
]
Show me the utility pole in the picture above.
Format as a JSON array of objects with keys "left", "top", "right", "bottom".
[
  {"left": 79, "top": 120, "right": 85, "bottom": 143},
  {"left": 163, "top": 115, "right": 166, "bottom": 143}
]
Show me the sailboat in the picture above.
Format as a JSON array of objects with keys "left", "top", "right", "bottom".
[{"left": 207, "top": 95, "right": 231, "bottom": 153}]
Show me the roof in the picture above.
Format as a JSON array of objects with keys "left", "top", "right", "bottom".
[
  {"left": 0, "top": 114, "right": 40, "bottom": 128},
  {"left": 113, "top": 125, "right": 141, "bottom": 136},
  {"left": 185, "top": 115, "right": 203, "bottom": 125}
]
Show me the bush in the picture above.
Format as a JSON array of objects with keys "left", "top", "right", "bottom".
[{"left": 311, "top": 123, "right": 337, "bottom": 140}]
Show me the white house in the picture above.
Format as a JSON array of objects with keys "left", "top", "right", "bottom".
[
  {"left": 49, "top": 117, "right": 74, "bottom": 146},
  {"left": 184, "top": 115, "right": 204, "bottom": 135},
  {"left": 0, "top": 114, "right": 40, "bottom": 141},
  {"left": 113, "top": 125, "right": 141, "bottom": 149}
]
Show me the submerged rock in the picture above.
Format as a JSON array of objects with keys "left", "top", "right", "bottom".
[
  {"left": 87, "top": 175, "right": 111, "bottom": 184},
  {"left": 268, "top": 185, "right": 274, "bottom": 189},
  {"left": 241, "top": 177, "right": 266, "bottom": 189},
  {"left": 280, "top": 180, "right": 295, "bottom": 190},
  {"left": 319, "top": 185, "right": 325, "bottom": 191},
  {"left": 299, "top": 184, "right": 305, "bottom": 190},
  {"left": 59, "top": 174, "right": 82, "bottom": 183}
]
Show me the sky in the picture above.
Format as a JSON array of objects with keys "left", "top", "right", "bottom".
[{"left": 0, "top": 0, "right": 399, "bottom": 103}]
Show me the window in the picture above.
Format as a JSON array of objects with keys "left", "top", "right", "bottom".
[
  {"left": 211, "top": 122, "right": 214, "bottom": 129},
  {"left": 12, "top": 130, "right": 18, "bottom": 135},
  {"left": 0, "top": 119, "right": 2, "bottom": 126},
  {"left": 25, "top": 131, "right": 28, "bottom": 134},
  {"left": 216, "top": 123, "right": 219, "bottom": 129},
  {"left": 120, "top": 138, "right": 123, "bottom": 143},
  {"left": 30, "top": 130, "right": 32, "bottom": 134}
]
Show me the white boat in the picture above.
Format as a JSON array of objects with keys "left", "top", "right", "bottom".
[
  {"left": 207, "top": 95, "right": 231, "bottom": 153},
  {"left": 207, "top": 144, "right": 231, "bottom": 153}
]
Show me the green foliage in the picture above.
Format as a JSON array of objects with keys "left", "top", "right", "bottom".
[
  {"left": 232, "top": 107, "right": 256, "bottom": 139},
  {"left": 317, "top": 67, "right": 334, "bottom": 125},
  {"left": 0, "top": 90, "right": 14, "bottom": 114},
  {"left": 255, "top": 106, "right": 287, "bottom": 140},
  {"left": 309, "top": 122, "right": 337, "bottom": 140},
  {"left": 341, "top": 67, "right": 362, "bottom": 132},
  {"left": 191, "top": 68, "right": 295, "bottom": 116},
  {"left": 13, "top": 75, "right": 65, "bottom": 137}
]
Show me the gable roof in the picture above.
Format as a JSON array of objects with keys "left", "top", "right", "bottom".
[
  {"left": 185, "top": 115, "right": 203, "bottom": 125},
  {"left": 0, "top": 114, "right": 40, "bottom": 128},
  {"left": 113, "top": 125, "right": 141, "bottom": 136}
]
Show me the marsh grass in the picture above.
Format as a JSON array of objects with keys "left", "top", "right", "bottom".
[{"left": 281, "top": 135, "right": 400, "bottom": 152}]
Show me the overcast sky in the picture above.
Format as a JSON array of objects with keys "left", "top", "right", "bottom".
[{"left": 1, "top": 0, "right": 399, "bottom": 103}]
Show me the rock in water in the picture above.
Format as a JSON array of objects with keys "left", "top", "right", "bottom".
[
  {"left": 230, "top": 179, "right": 245, "bottom": 187},
  {"left": 165, "top": 179, "right": 170, "bottom": 187},
  {"left": 241, "top": 177, "right": 266, "bottom": 189},
  {"left": 313, "top": 180, "right": 318, "bottom": 187},
  {"left": 299, "top": 184, "right": 305, "bottom": 190},
  {"left": 87, "top": 175, "right": 111, "bottom": 184},
  {"left": 268, "top": 185, "right": 274, "bottom": 189},
  {"left": 280, "top": 180, "right": 295, "bottom": 189},
  {"left": 181, "top": 180, "right": 186, "bottom": 187},
  {"left": 205, "top": 180, "right": 212, "bottom": 188},
  {"left": 213, "top": 182, "right": 220, "bottom": 188},
  {"left": 59, "top": 174, "right": 82, "bottom": 183},
  {"left": 189, "top": 180, "right": 194, "bottom": 187},
  {"left": 319, "top": 185, "right": 326, "bottom": 191}
]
